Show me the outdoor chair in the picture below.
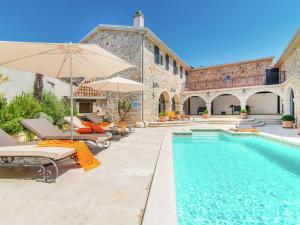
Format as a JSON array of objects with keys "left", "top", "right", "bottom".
[
  {"left": 21, "top": 118, "right": 112, "bottom": 149},
  {"left": 0, "top": 128, "right": 76, "bottom": 183},
  {"left": 84, "top": 113, "right": 134, "bottom": 136}
]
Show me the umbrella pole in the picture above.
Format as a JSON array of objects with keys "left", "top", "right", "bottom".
[{"left": 70, "top": 53, "right": 74, "bottom": 140}]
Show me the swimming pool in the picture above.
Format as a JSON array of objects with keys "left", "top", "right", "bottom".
[{"left": 172, "top": 131, "right": 300, "bottom": 225}]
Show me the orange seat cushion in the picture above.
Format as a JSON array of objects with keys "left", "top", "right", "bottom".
[
  {"left": 90, "top": 124, "right": 105, "bottom": 133},
  {"left": 82, "top": 121, "right": 93, "bottom": 127},
  {"left": 76, "top": 127, "right": 93, "bottom": 134}
]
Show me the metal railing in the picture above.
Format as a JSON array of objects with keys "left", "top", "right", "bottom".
[{"left": 184, "top": 72, "right": 286, "bottom": 91}]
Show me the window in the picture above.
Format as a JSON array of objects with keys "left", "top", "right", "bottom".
[
  {"left": 180, "top": 66, "right": 183, "bottom": 78},
  {"left": 160, "top": 54, "right": 163, "bottom": 66},
  {"left": 173, "top": 60, "right": 178, "bottom": 75},
  {"left": 165, "top": 54, "right": 169, "bottom": 70},
  {"left": 154, "top": 46, "right": 160, "bottom": 64}
]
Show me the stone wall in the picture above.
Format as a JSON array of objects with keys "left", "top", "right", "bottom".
[
  {"left": 188, "top": 58, "right": 273, "bottom": 91},
  {"left": 280, "top": 43, "right": 300, "bottom": 80},
  {"left": 84, "top": 29, "right": 143, "bottom": 123},
  {"left": 143, "top": 38, "right": 186, "bottom": 121},
  {"left": 279, "top": 41, "right": 300, "bottom": 122}
]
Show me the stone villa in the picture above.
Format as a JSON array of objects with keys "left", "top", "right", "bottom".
[
  {"left": 0, "top": 11, "right": 299, "bottom": 125},
  {"left": 79, "top": 11, "right": 300, "bottom": 124}
]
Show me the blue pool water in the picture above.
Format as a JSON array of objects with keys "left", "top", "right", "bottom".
[{"left": 172, "top": 131, "right": 300, "bottom": 225}]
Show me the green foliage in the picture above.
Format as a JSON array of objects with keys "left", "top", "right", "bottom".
[
  {"left": 39, "top": 112, "right": 54, "bottom": 124},
  {"left": 203, "top": 108, "right": 209, "bottom": 114},
  {"left": 0, "top": 93, "right": 41, "bottom": 134},
  {"left": 240, "top": 108, "right": 248, "bottom": 113},
  {"left": 281, "top": 114, "right": 294, "bottom": 121},
  {"left": 0, "top": 91, "right": 74, "bottom": 135},
  {"left": 159, "top": 112, "right": 165, "bottom": 117},
  {"left": 175, "top": 110, "right": 180, "bottom": 114},
  {"left": 0, "top": 94, "right": 7, "bottom": 110},
  {"left": 40, "top": 92, "right": 73, "bottom": 128},
  {"left": 118, "top": 99, "right": 132, "bottom": 121}
]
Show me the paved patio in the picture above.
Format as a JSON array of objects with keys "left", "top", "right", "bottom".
[{"left": 0, "top": 124, "right": 299, "bottom": 225}]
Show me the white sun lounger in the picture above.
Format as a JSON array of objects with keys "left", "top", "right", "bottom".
[{"left": 0, "top": 128, "right": 76, "bottom": 183}]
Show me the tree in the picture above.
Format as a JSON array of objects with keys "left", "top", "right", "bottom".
[{"left": 33, "top": 73, "right": 44, "bottom": 101}]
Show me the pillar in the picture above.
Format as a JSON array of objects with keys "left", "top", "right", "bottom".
[{"left": 206, "top": 103, "right": 212, "bottom": 116}]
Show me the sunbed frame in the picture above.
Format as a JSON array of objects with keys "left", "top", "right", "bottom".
[{"left": 0, "top": 128, "right": 76, "bottom": 183}]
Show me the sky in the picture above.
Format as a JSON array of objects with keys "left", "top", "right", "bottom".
[{"left": 0, "top": 0, "right": 299, "bottom": 67}]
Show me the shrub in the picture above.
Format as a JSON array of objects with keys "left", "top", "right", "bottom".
[
  {"left": 118, "top": 99, "right": 132, "bottom": 121},
  {"left": 39, "top": 112, "right": 54, "bottom": 124},
  {"left": 0, "top": 93, "right": 41, "bottom": 134},
  {"left": 159, "top": 112, "right": 165, "bottom": 117},
  {"left": 203, "top": 108, "right": 209, "bottom": 114},
  {"left": 0, "top": 94, "right": 7, "bottom": 110},
  {"left": 281, "top": 114, "right": 294, "bottom": 121},
  {"left": 240, "top": 108, "right": 247, "bottom": 113},
  {"left": 40, "top": 92, "right": 73, "bottom": 128}
]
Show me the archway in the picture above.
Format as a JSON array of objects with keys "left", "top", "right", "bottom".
[
  {"left": 183, "top": 96, "right": 206, "bottom": 115},
  {"left": 246, "top": 91, "right": 282, "bottom": 115},
  {"left": 211, "top": 94, "right": 240, "bottom": 115},
  {"left": 286, "top": 87, "right": 295, "bottom": 118},
  {"left": 158, "top": 91, "right": 171, "bottom": 114},
  {"left": 172, "top": 94, "right": 180, "bottom": 112}
]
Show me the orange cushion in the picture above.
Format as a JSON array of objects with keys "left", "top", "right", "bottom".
[
  {"left": 90, "top": 124, "right": 105, "bottom": 133},
  {"left": 97, "top": 122, "right": 111, "bottom": 127},
  {"left": 76, "top": 127, "right": 93, "bottom": 134},
  {"left": 82, "top": 121, "right": 93, "bottom": 128}
]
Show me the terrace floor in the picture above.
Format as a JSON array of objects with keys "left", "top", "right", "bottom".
[{"left": 0, "top": 124, "right": 299, "bottom": 225}]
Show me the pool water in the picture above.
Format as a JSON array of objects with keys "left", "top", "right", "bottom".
[{"left": 172, "top": 131, "right": 300, "bottom": 225}]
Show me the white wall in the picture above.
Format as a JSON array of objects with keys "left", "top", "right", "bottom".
[
  {"left": 247, "top": 93, "right": 280, "bottom": 114},
  {"left": 0, "top": 67, "right": 72, "bottom": 101},
  {"left": 184, "top": 96, "right": 206, "bottom": 114},
  {"left": 212, "top": 95, "right": 240, "bottom": 115}
]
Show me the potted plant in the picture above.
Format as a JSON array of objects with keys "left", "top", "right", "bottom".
[
  {"left": 159, "top": 112, "right": 167, "bottom": 122},
  {"left": 281, "top": 114, "right": 294, "bottom": 128},
  {"left": 240, "top": 108, "right": 248, "bottom": 119},
  {"left": 202, "top": 109, "right": 209, "bottom": 119}
]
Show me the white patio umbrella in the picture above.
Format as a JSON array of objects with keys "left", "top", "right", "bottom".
[
  {"left": 86, "top": 76, "right": 146, "bottom": 121},
  {"left": 0, "top": 41, "right": 133, "bottom": 138}
]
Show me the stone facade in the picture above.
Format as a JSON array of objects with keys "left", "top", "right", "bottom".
[
  {"left": 143, "top": 38, "right": 186, "bottom": 121},
  {"left": 276, "top": 31, "right": 300, "bottom": 122},
  {"left": 187, "top": 58, "right": 273, "bottom": 91},
  {"left": 82, "top": 26, "right": 188, "bottom": 122},
  {"left": 82, "top": 29, "right": 143, "bottom": 122}
]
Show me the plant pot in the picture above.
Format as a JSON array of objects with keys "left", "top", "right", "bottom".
[
  {"left": 159, "top": 116, "right": 167, "bottom": 122},
  {"left": 282, "top": 121, "right": 293, "bottom": 128},
  {"left": 240, "top": 113, "right": 247, "bottom": 119},
  {"left": 202, "top": 113, "right": 208, "bottom": 119}
]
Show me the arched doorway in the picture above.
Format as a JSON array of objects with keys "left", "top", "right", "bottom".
[
  {"left": 158, "top": 91, "right": 171, "bottom": 114},
  {"left": 246, "top": 91, "right": 282, "bottom": 115},
  {"left": 172, "top": 94, "right": 180, "bottom": 112},
  {"left": 183, "top": 96, "right": 206, "bottom": 115},
  {"left": 211, "top": 94, "right": 240, "bottom": 115},
  {"left": 286, "top": 87, "right": 295, "bottom": 118}
]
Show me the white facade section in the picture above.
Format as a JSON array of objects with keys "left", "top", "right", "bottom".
[{"left": 0, "top": 67, "right": 71, "bottom": 101}]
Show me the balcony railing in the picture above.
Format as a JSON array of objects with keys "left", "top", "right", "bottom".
[{"left": 184, "top": 72, "right": 286, "bottom": 92}]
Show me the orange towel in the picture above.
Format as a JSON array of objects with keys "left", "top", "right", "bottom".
[{"left": 38, "top": 140, "right": 100, "bottom": 171}]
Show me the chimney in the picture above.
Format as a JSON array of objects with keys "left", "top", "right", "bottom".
[{"left": 133, "top": 11, "right": 144, "bottom": 28}]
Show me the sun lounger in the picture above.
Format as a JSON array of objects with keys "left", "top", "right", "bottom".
[
  {"left": 84, "top": 113, "right": 132, "bottom": 136},
  {"left": 21, "top": 118, "right": 112, "bottom": 149},
  {"left": 0, "top": 128, "right": 76, "bottom": 183}
]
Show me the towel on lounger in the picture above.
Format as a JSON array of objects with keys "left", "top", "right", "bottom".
[{"left": 38, "top": 140, "right": 100, "bottom": 171}]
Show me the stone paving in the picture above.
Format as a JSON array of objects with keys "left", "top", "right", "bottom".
[{"left": 0, "top": 124, "right": 299, "bottom": 225}]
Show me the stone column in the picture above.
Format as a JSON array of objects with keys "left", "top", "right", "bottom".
[
  {"left": 206, "top": 103, "right": 212, "bottom": 116},
  {"left": 240, "top": 100, "right": 247, "bottom": 110}
]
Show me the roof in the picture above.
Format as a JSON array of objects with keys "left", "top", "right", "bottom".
[
  {"left": 74, "top": 79, "right": 103, "bottom": 97},
  {"left": 80, "top": 24, "right": 191, "bottom": 70},
  {"left": 192, "top": 57, "right": 274, "bottom": 71},
  {"left": 275, "top": 28, "right": 300, "bottom": 67}
]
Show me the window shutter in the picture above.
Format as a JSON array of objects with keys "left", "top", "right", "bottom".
[{"left": 154, "top": 46, "right": 160, "bottom": 64}]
